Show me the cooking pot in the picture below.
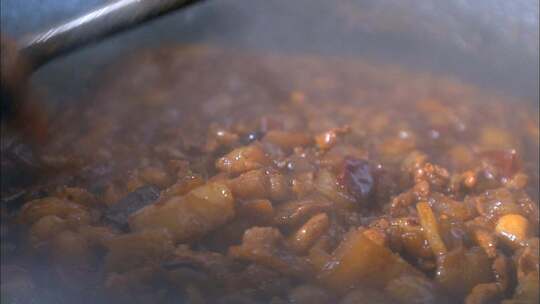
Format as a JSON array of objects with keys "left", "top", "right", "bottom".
[{"left": 0, "top": 1, "right": 538, "bottom": 303}]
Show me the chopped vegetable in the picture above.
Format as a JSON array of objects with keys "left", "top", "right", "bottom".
[
  {"left": 129, "top": 183, "right": 235, "bottom": 242},
  {"left": 287, "top": 213, "right": 329, "bottom": 254},
  {"left": 319, "top": 229, "right": 423, "bottom": 293},
  {"left": 416, "top": 201, "right": 447, "bottom": 256},
  {"left": 229, "top": 227, "right": 313, "bottom": 278},
  {"left": 495, "top": 214, "right": 529, "bottom": 248},
  {"left": 216, "top": 145, "right": 269, "bottom": 174},
  {"left": 263, "top": 131, "right": 312, "bottom": 150}
]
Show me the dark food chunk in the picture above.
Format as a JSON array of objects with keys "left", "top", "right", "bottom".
[
  {"left": 340, "top": 157, "right": 376, "bottom": 205},
  {"left": 104, "top": 185, "right": 160, "bottom": 228},
  {"left": 480, "top": 149, "right": 520, "bottom": 179}
]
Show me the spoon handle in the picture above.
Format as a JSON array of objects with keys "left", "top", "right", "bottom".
[{"left": 18, "top": 0, "right": 203, "bottom": 70}]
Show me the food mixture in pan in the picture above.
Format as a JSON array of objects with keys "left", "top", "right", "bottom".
[{"left": 1, "top": 47, "right": 539, "bottom": 304}]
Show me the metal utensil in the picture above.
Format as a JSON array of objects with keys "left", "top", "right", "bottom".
[
  {"left": 19, "top": 0, "right": 203, "bottom": 70},
  {"left": 1, "top": 0, "right": 203, "bottom": 127}
]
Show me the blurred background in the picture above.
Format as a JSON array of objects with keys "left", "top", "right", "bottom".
[{"left": 1, "top": 0, "right": 538, "bottom": 107}]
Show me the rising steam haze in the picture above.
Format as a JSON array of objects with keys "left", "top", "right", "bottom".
[{"left": 1, "top": 0, "right": 538, "bottom": 104}]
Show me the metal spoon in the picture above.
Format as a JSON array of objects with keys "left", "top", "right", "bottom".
[{"left": 1, "top": 0, "right": 203, "bottom": 122}]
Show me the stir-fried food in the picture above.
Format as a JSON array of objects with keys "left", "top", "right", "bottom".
[{"left": 1, "top": 47, "right": 538, "bottom": 304}]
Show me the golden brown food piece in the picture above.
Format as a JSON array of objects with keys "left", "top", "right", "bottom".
[
  {"left": 55, "top": 187, "right": 99, "bottom": 207},
  {"left": 446, "top": 145, "right": 475, "bottom": 170},
  {"left": 315, "top": 169, "right": 355, "bottom": 209},
  {"left": 308, "top": 237, "right": 334, "bottom": 272},
  {"left": 129, "top": 182, "right": 235, "bottom": 243},
  {"left": 237, "top": 199, "right": 274, "bottom": 224},
  {"left": 205, "top": 127, "right": 240, "bottom": 152},
  {"left": 318, "top": 229, "right": 422, "bottom": 294},
  {"left": 19, "top": 197, "right": 91, "bottom": 226},
  {"left": 267, "top": 169, "right": 291, "bottom": 202},
  {"left": 480, "top": 127, "right": 514, "bottom": 150},
  {"left": 229, "top": 169, "right": 270, "bottom": 200},
  {"left": 315, "top": 126, "right": 350, "bottom": 150},
  {"left": 362, "top": 227, "right": 387, "bottom": 247},
  {"left": 216, "top": 144, "right": 269, "bottom": 174},
  {"left": 229, "top": 227, "right": 312, "bottom": 278},
  {"left": 495, "top": 214, "right": 529, "bottom": 248},
  {"left": 160, "top": 174, "right": 204, "bottom": 200},
  {"left": 430, "top": 193, "right": 475, "bottom": 221},
  {"left": 291, "top": 172, "right": 315, "bottom": 198},
  {"left": 416, "top": 202, "right": 447, "bottom": 256},
  {"left": 505, "top": 172, "right": 529, "bottom": 190},
  {"left": 138, "top": 166, "right": 173, "bottom": 188},
  {"left": 472, "top": 188, "right": 523, "bottom": 221},
  {"left": 399, "top": 228, "right": 433, "bottom": 259},
  {"left": 104, "top": 228, "right": 174, "bottom": 273},
  {"left": 273, "top": 200, "right": 332, "bottom": 228},
  {"left": 287, "top": 213, "right": 329, "bottom": 254},
  {"left": 469, "top": 227, "right": 498, "bottom": 258},
  {"left": 263, "top": 130, "right": 312, "bottom": 150}
]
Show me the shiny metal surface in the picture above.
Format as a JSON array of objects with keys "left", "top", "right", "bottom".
[{"left": 18, "top": 0, "right": 202, "bottom": 69}]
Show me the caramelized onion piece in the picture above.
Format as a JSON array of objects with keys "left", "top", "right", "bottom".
[
  {"left": 319, "top": 229, "right": 422, "bottom": 294},
  {"left": 216, "top": 144, "right": 269, "bottom": 174},
  {"left": 480, "top": 149, "right": 520, "bottom": 179},
  {"left": 416, "top": 202, "right": 447, "bottom": 256},
  {"left": 129, "top": 183, "right": 235, "bottom": 243},
  {"left": 263, "top": 131, "right": 312, "bottom": 150},
  {"left": 495, "top": 214, "right": 529, "bottom": 248},
  {"left": 229, "top": 169, "right": 270, "bottom": 200},
  {"left": 229, "top": 227, "right": 312, "bottom": 278},
  {"left": 19, "top": 197, "right": 91, "bottom": 226},
  {"left": 315, "top": 126, "right": 350, "bottom": 150},
  {"left": 287, "top": 213, "right": 329, "bottom": 254},
  {"left": 274, "top": 200, "right": 333, "bottom": 228}
]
